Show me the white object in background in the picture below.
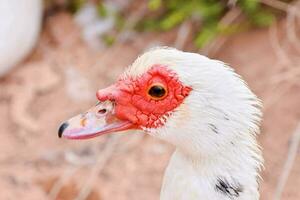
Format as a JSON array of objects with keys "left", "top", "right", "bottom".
[
  {"left": 74, "top": 2, "right": 115, "bottom": 50},
  {"left": 0, "top": 0, "right": 43, "bottom": 76}
]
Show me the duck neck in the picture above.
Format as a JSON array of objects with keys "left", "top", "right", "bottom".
[{"left": 161, "top": 135, "right": 262, "bottom": 200}]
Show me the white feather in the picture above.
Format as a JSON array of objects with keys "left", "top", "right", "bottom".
[{"left": 125, "top": 47, "right": 263, "bottom": 200}]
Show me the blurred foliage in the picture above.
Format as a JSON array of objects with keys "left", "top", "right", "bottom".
[
  {"left": 97, "top": 2, "right": 108, "bottom": 17},
  {"left": 102, "top": 34, "right": 116, "bottom": 46},
  {"left": 44, "top": 0, "right": 288, "bottom": 49},
  {"left": 68, "top": 0, "right": 86, "bottom": 13},
  {"left": 44, "top": 0, "right": 85, "bottom": 13},
  {"left": 138, "top": 0, "right": 280, "bottom": 48}
]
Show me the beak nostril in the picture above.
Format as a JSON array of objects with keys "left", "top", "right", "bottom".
[
  {"left": 98, "top": 109, "right": 107, "bottom": 114},
  {"left": 58, "top": 122, "right": 69, "bottom": 138}
]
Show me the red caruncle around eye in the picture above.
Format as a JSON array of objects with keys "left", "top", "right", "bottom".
[{"left": 96, "top": 64, "right": 192, "bottom": 129}]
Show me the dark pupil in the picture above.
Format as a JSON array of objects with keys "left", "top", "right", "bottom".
[{"left": 149, "top": 85, "right": 166, "bottom": 98}]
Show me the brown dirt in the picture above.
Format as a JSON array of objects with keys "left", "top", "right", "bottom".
[{"left": 0, "top": 12, "right": 299, "bottom": 200}]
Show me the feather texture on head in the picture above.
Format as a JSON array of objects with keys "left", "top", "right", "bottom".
[{"left": 59, "top": 47, "right": 263, "bottom": 200}]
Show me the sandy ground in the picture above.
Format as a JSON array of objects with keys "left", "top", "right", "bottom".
[{"left": 0, "top": 13, "right": 299, "bottom": 200}]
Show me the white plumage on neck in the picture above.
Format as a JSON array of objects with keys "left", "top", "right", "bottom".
[{"left": 125, "top": 47, "right": 263, "bottom": 200}]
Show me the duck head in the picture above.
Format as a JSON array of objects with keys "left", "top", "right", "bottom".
[{"left": 59, "top": 47, "right": 262, "bottom": 157}]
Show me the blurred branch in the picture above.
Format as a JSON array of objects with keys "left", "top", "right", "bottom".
[
  {"left": 201, "top": 7, "right": 242, "bottom": 56},
  {"left": 286, "top": 1, "right": 300, "bottom": 53},
  {"left": 174, "top": 21, "right": 192, "bottom": 49},
  {"left": 263, "top": 80, "right": 293, "bottom": 111},
  {"left": 266, "top": 0, "right": 300, "bottom": 104},
  {"left": 269, "top": 67, "right": 300, "bottom": 85},
  {"left": 260, "top": 0, "right": 290, "bottom": 11},
  {"left": 75, "top": 135, "right": 121, "bottom": 200},
  {"left": 261, "top": 0, "right": 300, "bottom": 19},
  {"left": 49, "top": 167, "right": 78, "bottom": 200},
  {"left": 273, "top": 122, "right": 300, "bottom": 200},
  {"left": 268, "top": 20, "right": 292, "bottom": 67}
]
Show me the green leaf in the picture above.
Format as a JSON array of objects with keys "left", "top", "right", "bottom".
[
  {"left": 115, "top": 14, "right": 125, "bottom": 31},
  {"left": 97, "top": 3, "right": 108, "bottom": 17},
  {"left": 136, "top": 19, "right": 160, "bottom": 31},
  {"left": 148, "top": 0, "right": 162, "bottom": 11},
  {"left": 159, "top": 10, "right": 187, "bottom": 30},
  {"left": 102, "top": 34, "right": 115, "bottom": 46},
  {"left": 69, "top": 0, "right": 86, "bottom": 13},
  {"left": 239, "top": 0, "right": 259, "bottom": 13},
  {"left": 194, "top": 1, "right": 224, "bottom": 20},
  {"left": 218, "top": 24, "right": 241, "bottom": 35},
  {"left": 165, "top": 0, "right": 185, "bottom": 9},
  {"left": 159, "top": 2, "right": 195, "bottom": 30},
  {"left": 251, "top": 11, "right": 275, "bottom": 27},
  {"left": 195, "top": 25, "right": 218, "bottom": 48}
]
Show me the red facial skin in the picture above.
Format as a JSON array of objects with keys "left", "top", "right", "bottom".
[{"left": 96, "top": 65, "right": 192, "bottom": 129}]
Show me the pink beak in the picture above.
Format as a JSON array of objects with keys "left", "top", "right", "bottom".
[{"left": 58, "top": 101, "right": 134, "bottom": 139}]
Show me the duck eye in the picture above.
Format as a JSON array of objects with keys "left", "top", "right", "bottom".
[{"left": 148, "top": 84, "right": 167, "bottom": 99}]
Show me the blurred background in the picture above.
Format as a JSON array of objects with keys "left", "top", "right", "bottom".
[{"left": 0, "top": 0, "right": 299, "bottom": 199}]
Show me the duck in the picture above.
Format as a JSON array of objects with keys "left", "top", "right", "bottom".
[
  {"left": 58, "top": 47, "right": 263, "bottom": 200},
  {"left": 0, "top": 0, "right": 42, "bottom": 76}
]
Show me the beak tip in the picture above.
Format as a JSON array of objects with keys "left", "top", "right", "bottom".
[{"left": 58, "top": 122, "right": 69, "bottom": 138}]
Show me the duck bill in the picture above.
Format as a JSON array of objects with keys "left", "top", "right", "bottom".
[{"left": 58, "top": 101, "right": 134, "bottom": 140}]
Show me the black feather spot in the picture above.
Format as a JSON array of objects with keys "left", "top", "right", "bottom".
[
  {"left": 224, "top": 114, "right": 230, "bottom": 120},
  {"left": 215, "top": 177, "right": 243, "bottom": 198},
  {"left": 208, "top": 123, "right": 218, "bottom": 134}
]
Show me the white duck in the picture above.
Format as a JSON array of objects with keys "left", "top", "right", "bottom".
[
  {"left": 0, "top": 0, "right": 42, "bottom": 76},
  {"left": 59, "top": 47, "right": 263, "bottom": 200}
]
